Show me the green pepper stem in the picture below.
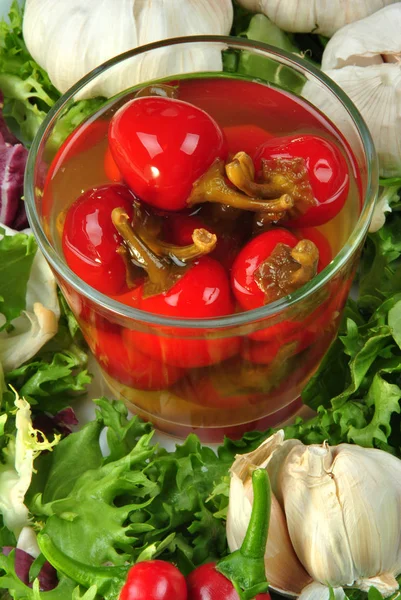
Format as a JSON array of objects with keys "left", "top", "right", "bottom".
[
  {"left": 187, "top": 159, "right": 294, "bottom": 214},
  {"left": 216, "top": 468, "right": 271, "bottom": 600},
  {"left": 240, "top": 469, "right": 271, "bottom": 560},
  {"left": 112, "top": 207, "right": 186, "bottom": 296},
  {"left": 38, "top": 533, "right": 127, "bottom": 599},
  {"left": 143, "top": 228, "right": 217, "bottom": 262}
]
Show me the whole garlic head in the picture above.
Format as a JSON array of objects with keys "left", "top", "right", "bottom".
[
  {"left": 318, "top": 4, "right": 401, "bottom": 178},
  {"left": 235, "top": 0, "right": 398, "bottom": 37},
  {"left": 22, "top": 0, "right": 233, "bottom": 98},
  {"left": 228, "top": 431, "right": 401, "bottom": 599}
]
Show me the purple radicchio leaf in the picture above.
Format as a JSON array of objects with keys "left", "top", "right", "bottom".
[
  {"left": 0, "top": 91, "right": 19, "bottom": 145},
  {"left": 12, "top": 199, "right": 29, "bottom": 230},
  {"left": 33, "top": 407, "right": 79, "bottom": 438},
  {"left": 37, "top": 559, "right": 59, "bottom": 591},
  {"left": 0, "top": 138, "right": 29, "bottom": 227},
  {"left": 14, "top": 548, "right": 35, "bottom": 586},
  {"left": 2, "top": 547, "right": 58, "bottom": 591}
]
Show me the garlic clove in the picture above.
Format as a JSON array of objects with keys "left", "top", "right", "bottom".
[
  {"left": 227, "top": 471, "right": 312, "bottom": 596},
  {"left": 280, "top": 444, "right": 356, "bottom": 587},
  {"left": 309, "top": 64, "right": 401, "bottom": 178},
  {"left": 298, "top": 582, "right": 346, "bottom": 600},
  {"left": 23, "top": 0, "right": 233, "bottom": 99},
  {"left": 230, "top": 430, "right": 302, "bottom": 506},
  {"left": 369, "top": 186, "right": 398, "bottom": 233},
  {"left": 332, "top": 445, "right": 401, "bottom": 583},
  {"left": 322, "top": 4, "right": 401, "bottom": 70},
  {"left": 235, "top": 0, "right": 398, "bottom": 37},
  {"left": 355, "top": 573, "right": 399, "bottom": 597}
]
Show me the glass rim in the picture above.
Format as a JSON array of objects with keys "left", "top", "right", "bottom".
[{"left": 24, "top": 34, "right": 378, "bottom": 330}]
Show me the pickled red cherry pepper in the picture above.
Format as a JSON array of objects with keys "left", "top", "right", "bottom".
[
  {"left": 111, "top": 208, "right": 239, "bottom": 368},
  {"left": 253, "top": 134, "right": 350, "bottom": 227},
  {"left": 62, "top": 185, "right": 134, "bottom": 295},
  {"left": 109, "top": 96, "right": 228, "bottom": 211},
  {"left": 95, "top": 326, "right": 183, "bottom": 390},
  {"left": 231, "top": 228, "right": 323, "bottom": 343}
]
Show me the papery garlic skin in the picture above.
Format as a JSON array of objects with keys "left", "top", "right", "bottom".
[
  {"left": 23, "top": 0, "right": 233, "bottom": 98},
  {"left": 318, "top": 4, "right": 401, "bottom": 178},
  {"left": 227, "top": 432, "right": 401, "bottom": 598},
  {"left": 235, "top": 0, "right": 398, "bottom": 37}
]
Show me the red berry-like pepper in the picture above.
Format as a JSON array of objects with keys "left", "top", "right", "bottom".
[
  {"left": 94, "top": 325, "right": 184, "bottom": 390},
  {"left": 121, "top": 256, "right": 239, "bottom": 368},
  {"left": 119, "top": 560, "right": 187, "bottom": 600},
  {"left": 187, "top": 469, "right": 272, "bottom": 600},
  {"left": 231, "top": 228, "right": 302, "bottom": 312},
  {"left": 104, "top": 145, "right": 122, "bottom": 182},
  {"left": 62, "top": 184, "right": 134, "bottom": 295},
  {"left": 223, "top": 124, "right": 273, "bottom": 158},
  {"left": 108, "top": 96, "right": 228, "bottom": 211},
  {"left": 111, "top": 208, "right": 239, "bottom": 368},
  {"left": 254, "top": 134, "right": 350, "bottom": 227},
  {"left": 231, "top": 228, "right": 325, "bottom": 342}
]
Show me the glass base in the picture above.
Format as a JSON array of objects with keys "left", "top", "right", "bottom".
[{"left": 102, "top": 368, "right": 305, "bottom": 442}]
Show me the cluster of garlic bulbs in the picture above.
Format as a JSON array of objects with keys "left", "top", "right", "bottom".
[
  {"left": 235, "top": 0, "right": 398, "bottom": 37},
  {"left": 22, "top": 0, "right": 233, "bottom": 98},
  {"left": 227, "top": 431, "right": 401, "bottom": 599},
  {"left": 320, "top": 4, "right": 401, "bottom": 180}
]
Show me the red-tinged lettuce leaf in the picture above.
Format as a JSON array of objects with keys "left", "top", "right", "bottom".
[
  {"left": 0, "top": 138, "right": 28, "bottom": 227},
  {"left": 33, "top": 408, "right": 79, "bottom": 438}
]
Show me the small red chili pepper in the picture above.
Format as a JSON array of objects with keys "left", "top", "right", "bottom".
[
  {"left": 94, "top": 325, "right": 184, "bottom": 390},
  {"left": 223, "top": 124, "right": 273, "bottom": 158},
  {"left": 231, "top": 228, "right": 326, "bottom": 342},
  {"left": 108, "top": 96, "right": 228, "bottom": 211},
  {"left": 253, "top": 134, "right": 350, "bottom": 227},
  {"left": 162, "top": 212, "right": 243, "bottom": 272},
  {"left": 231, "top": 228, "right": 301, "bottom": 312},
  {"left": 174, "top": 362, "right": 263, "bottom": 410},
  {"left": 104, "top": 145, "right": 122, "bottom": 182},
  {"left": 119, "top": 560, "right": 187, "bottom": 600},
  {"left": 62, "top": 184, "right": 134, "bottom": 295},
  {"left": 187, "top": 469, "right": 272, "bottom": 600},
  {"left": 111, "top": 208, "right": 239, "bottom": 368},
  {"left": 161, "top": 213, "right": 212, "bottom": 246}
]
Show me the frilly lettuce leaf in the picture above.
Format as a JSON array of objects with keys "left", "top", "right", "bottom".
[
  {"left": 0, "top": 394, "right": 59, "bottom": 538},
  {"left": 0, "top": 550, "right": 97, "bottom": 600},
  {"left": 0, "top": 2, "right": 104, "bottom": 149},
  {"left": 300, "top": 210, "right": 401, "bottom": 454}
]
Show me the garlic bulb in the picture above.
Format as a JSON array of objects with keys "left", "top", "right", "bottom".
[
  {"left": 22, "top": 0, "right": 233, "bottom": 98},
  {"left": 317, "top": 4, "right": 401, "bottom": 178},
  {"left": 235, "top": 0, "right": 398, "bottom": 37},
  {"left": 228, "top": 431, "right": 401, "bottom": 599}
]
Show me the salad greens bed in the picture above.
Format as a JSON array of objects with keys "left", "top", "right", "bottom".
[{"left": 1, "top": 2, "right": 401, "bottom": 599}]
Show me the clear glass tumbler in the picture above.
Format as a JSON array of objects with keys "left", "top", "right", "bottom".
[{"left": 25, "top": 36, "right": 378, "bottom": 442}]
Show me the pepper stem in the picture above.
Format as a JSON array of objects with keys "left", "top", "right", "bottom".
[
  {"left": 112, "top": 207, "right": 186, "bottom": 296},
  {"left": 187, "top": 159, "right": 294, "bottom": 215},
  {"left": 144, "top": 228, "right": 217, "bottom": 262},
  {"left": 38, "top": 533, "right": 127, "bottom": 598},
  {"left": 255, "top": 239, "right": 319, "bottom": 303},
  {"left": 216, "top": 468, "right": 271, "bottom": 600}
]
